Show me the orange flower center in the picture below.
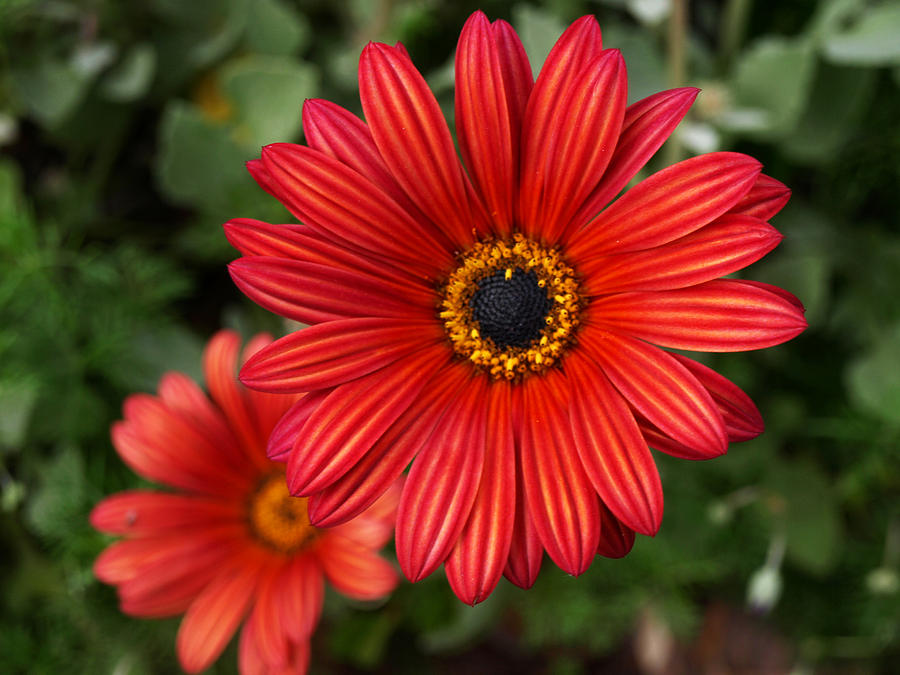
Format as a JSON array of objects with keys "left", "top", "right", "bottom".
[
  {"left": 439, "top": 234, "right": 583, "bottom": 381},
  {"left": 246, "top": 473, "right": 317, "bottom": 553}
]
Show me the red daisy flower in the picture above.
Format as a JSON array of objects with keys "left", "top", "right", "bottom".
[
  {"left": 227, "top": 12, "right": 807, "bottom": 605},
  {"left": 91, "top": 330, "right": 400, "bottom": 674}
]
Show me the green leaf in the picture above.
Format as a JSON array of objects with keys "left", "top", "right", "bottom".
[
  {"left": 823, "top": 3, "right": 900, "bottom": 66},
  {"left": 25, "top": 445, "right": 89, "bottom": 544},
  {"left": 782, "top": 62, "right": 876, "bottom": 165},
  {"left": 722, "top": 37, "right": 816, "bottom": 138},
  {"left": 0, "top": 377, "right": 39, "bottom": 448},
  {"left": 155, "top": 101, "right": 250, "bottom": 210},
  {"left": 512, "top": 5, "right": 567, "bottom": 78},
  {"left": 763, "top": 459, "right": 842, "bottom": 576},
  {"left": 221, "top": 55, "right": 319, "bottom": 148},
  {"left": 100, "top": 44, "right": 157, "bottom": 102},
  {"left": 125, "top": 323, "right": 205, "bottom": 394},
  {"left": 846, "top": 322, "right": 900, "bottom": 426},
  {"left": 11, "top": 59, "right": 93, "bottom": 127},
  {"left": 243, "top": 0, "right": 310, "bottom": 56}
]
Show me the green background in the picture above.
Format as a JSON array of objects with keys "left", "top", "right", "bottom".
[{"left": 1, "top": 0, "right": 899, "bottom": 672}]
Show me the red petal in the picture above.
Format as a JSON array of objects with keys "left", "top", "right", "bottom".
[
  {"left": 596, "top": 500, "right": 636, "bottom": 558},
  {"left": 581, "top": 214, "right": 783, "bottom": 294},
  {"left": 261, "top": 143, "right": 450, "bottom": 275},
  {"left": 274, "top": 555, "right": 324, "bottom": 642},
  {"left": 317, "top": 534, "right": 398, "bottom": 600},
  {"left": 581, "top": 329, "right": 728, "bottom": 456},
  {"left": 360, "top": 42, "right": 487, "bottom": 247},
  {"left": 535, "top": 50, "right": 628, "bottom": 242},
  {"left": 569, "top": 87, "right": 699, "bottom": 231},
  {"left": 519, "top": 373, "right": 600, "bottom": 576},
  {"left": 224, "top": 219, "right": 426, "bottom": 289},
  {"left": 444, "top": 382, "right": 516, "bottom": 605},
  {"left": 564, "top": 352, "right": 663, "bottom": 535},
  {"left": 176, "top": 555, "right": 267, "bottom": 674},
  {"left": 90, "top": 491, "right": 240, "bottom": 536},
  {"left": 307, "top": 362, "right": 465, "bottom": 527},
  {"left": 203, "top": 330, "right": 269, "bottom": 471},
  {"left": 286, "top": 347, "right": 442, "bottom": 495},
  {"left": 637, "top": 417, "right": 722, "bottom": 460},
  {"left": 728, "top": 173, "right": 791, "bottom": 220},
  {"left": 395, "top": 376, "right": 488, "bottom": 582},
  {"left": 518, "top": 16, "right": 604, "bottom": 237},
  {"left": 670, "top": 353, "right": 764, "bottom": 442},
  {"left": 229, "top": 257, "right": 433, "bottom": 325},
  {"left": 302, "top": 98, "right": 439, "bottom": 231},
  {"left": 246, "top": 159, "right": 279, "bottom": 199},
  {"left": 266, "top": 390, "right": 330, "bottom": 462},
  {"left": 240, "top": 317, "right": 442, "bottom": 393},
  {"left": 590, "top": 278, "right": 808, "bottom": 352},
  {"left": 456, "top": 11, "right": 517, "bottom": 233},
  {"left": 244, "top": 566, "right": 290, "bottom": 670},
  {"left": 568, "top": 152, "right": 762, "bottom": 259}
]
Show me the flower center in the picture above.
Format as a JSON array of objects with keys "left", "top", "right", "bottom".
[
  {"left": 246, "top": 472, "right": 317, "bottom": 553},
  {"left": 440, "top": 235, "right": 583, "bottom": 381}
]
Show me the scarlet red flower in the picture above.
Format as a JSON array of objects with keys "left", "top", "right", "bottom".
[
  {"left": 227, "top": 12, "right": 806, "bottom": 605},
  {"left": 91, "top": 330, "right": 400, "bottom": 674}
]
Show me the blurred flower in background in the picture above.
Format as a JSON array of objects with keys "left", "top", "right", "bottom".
[
  {"left": 90, "top": 330, "right": 400, "bottom": 673},
  {"left": 230, "top": 10, "right": 805, "bottom": 607}
]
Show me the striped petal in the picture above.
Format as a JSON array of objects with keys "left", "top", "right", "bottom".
[
  {"left": 564, "top": 352, "right": 663, "bottom": 535},
  {"left": 444, "top": 382, "right": 516, "bottom": 605},
  {"left": 534, "top": 49, "right": 628, "bottom": 242},
  {"left": 395, "top": 376, "right": 489, "bottom": 582},
  {"left": 260, "top": 143, "right": 450, "bottom": 274},
  {"left": 568, "top": 152, "right": 762, "bottom": 259},
  {"left": 240, "top": 318, "right": 442, "bottom": 393},
  {"left": 228, "top": 257, "right": 433, "bottom": 325},
  {"left": 90, "top": 491, "right": 240, "bottom": 537},
  {"left": 266, "top": 390, "right": 330, "bottom": 462},
  {"left": 286, "top": 348, "right": 440, "bottom": 495},
  {"left": 456, "top": 11, "right": 517, "bottom": 233},
  {"left": 518, "top": 16, "right": 605, "bottom": 236},
  {"left": 637, "top": 417, "right": 723, "bottom": 460},
  {"left": 581, "top": 214, "right": 783, "bottom": 294},
  {"left": 244, "top": 566, "right": 290, "bottom": 670},
  {"left": 568, "top": 87, "right": 699, "bottom": 231},
  {"left": 590, "top": 279, "right": 808, "bottom": 352},
  {"left": 360, "top": 42, "right": 487, "bottom": 247},
  {"left": 597, "top": 500, "right": 636, "bottom": 559},
  {"left": 307, "top": 361, "right": 463, "bottom": 528},
  {"left": 582, "top": 328, "right": 728, "bottom": 456},
  {"left": 670, "top": 353, "right": 764, "bottom": 442},
  {"left": 176, "top": 555, "right": 267, "bottom": 674},
  {"left": 302, "top": 98, "right": 440, "bottom": 231},
  {"left": 317, "top": 534, "right": 398, "bottom": 600},
  {"left": 728, "top": 173, "right": 791, "bottom": 220},
  {"left": 274, "top": 555, "right": 324, "bottom": 642},
  {"left": 519, "top": 373, "right": 600, "bottom": 576}
]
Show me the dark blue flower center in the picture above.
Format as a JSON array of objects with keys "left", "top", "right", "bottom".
[{"left": 470, "top": 268, "right": 552, "bottom": 349}]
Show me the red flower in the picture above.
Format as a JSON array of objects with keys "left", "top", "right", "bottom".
[
  {"left": 91, "top": 331, "right": 400, "bottom": 674},
  {"left": 227, "top": 12, "right": 806, "bottom": 605}
]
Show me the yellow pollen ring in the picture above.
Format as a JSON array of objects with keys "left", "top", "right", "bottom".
[
  {"left": 247, "top": 473, "right": 317, "bottom": 553},
  {"left": 439, "top": 234, "right": 584, "bottom": 381}
]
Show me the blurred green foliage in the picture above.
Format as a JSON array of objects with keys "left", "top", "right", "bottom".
[{"left": 1, "top": 0, "right": 899, "bottom": 672}]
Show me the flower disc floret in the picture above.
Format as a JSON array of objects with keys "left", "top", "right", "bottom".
[
  {"left": 247, "top": 472, "right": 317, "bottom": 553},
  {"left": 439, "top": 234, "right": 584, "bottom": 380}
]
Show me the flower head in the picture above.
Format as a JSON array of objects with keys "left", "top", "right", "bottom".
[
  {"left": 91, "top": 330, "right": 400, "bottom": 673},
  {"left": 227, "top": 12, "right": 806, "bottom": 605}
]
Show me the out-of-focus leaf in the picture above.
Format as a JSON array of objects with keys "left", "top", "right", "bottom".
[
  {"left": 101, "top": 44, "right": 157, "bottom": 102},
  {"left": 763, "top": 460, "right": 842, "bottom": 576},
  {"left": 512, "top": 4, "right": 567, "bottom": 78},
  {"left": 156, "top": 101, "right": 249, "bottom": 209},
  {"left": 846, "top": 322, "right": 900, "bottom": 426},
  {"left": 783, "top": 63, "right": 876, "bottom": 164},
  {"left": 602, "top": 25, "right": 668, "bottom": 104},
  {"left": 0, "top": 377, "right": 38, "bottom": 449},
  {"left": 221, "top": 55, "right": 319, "bottom": 148},
  {"left": 244, "top": 0, "right": 310, "bottom": 56},
  {"left": 25, "top": 445, "right": 88, "bottom": 543},
  {"left": 125, "top": 323, "right": 205, "bottom": 393},
  {"left": 329, "top": 611, "right": 395, "bottom": 667},
  {"left": 11, "top": 59, "right": 93, "bottom": 127},
  {"left": 823, "top": 3, "right": 900, "bottom": 66},
  {"left": 721, "top": 37, "right": 815, "bottom": 138}
]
